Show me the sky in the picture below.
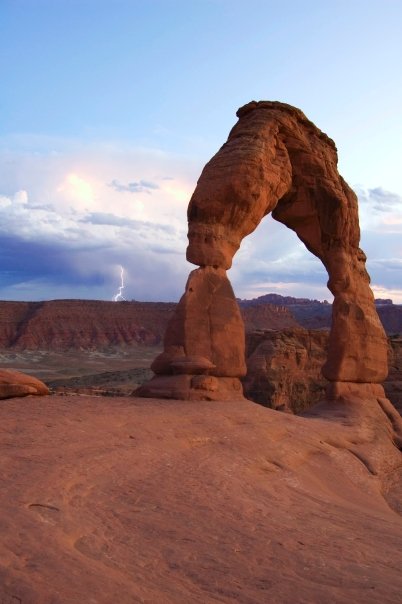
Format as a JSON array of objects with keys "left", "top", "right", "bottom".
[{"left": 1, "top": 0, "right": 402, "bottom": 303}]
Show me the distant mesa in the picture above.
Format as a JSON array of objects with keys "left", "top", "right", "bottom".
[
  {"left": 0, "top": 297, "right": 400, "bottom": 354},
  {"left": 0, "top": 299, "right": 177, "bottom": 351},
  {"left": 138, "top": 100, "right": 389, "bottom": 402}
]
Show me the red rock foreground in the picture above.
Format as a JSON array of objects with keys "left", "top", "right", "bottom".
[{"left": 1, "top": 393, "right": 401, "bottom": 603}]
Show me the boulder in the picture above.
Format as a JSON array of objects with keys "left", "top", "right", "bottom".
[{"left": 0, "top": 369, "right": 49, "bottom": 399}]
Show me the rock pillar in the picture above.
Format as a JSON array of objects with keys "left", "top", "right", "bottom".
[{"left": 136, "top": 267, "right": 246, "bottom": 400}]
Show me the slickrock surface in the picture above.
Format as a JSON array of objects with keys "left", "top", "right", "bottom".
[
  {"left": 143, "top": 100, "right": 388, "bottom": 400},
  {"left": 0, "top": 393, "right": 401, "bottom": 603},
  {"left": 0, "top": 369, "right": 49, "bottom": 399}
]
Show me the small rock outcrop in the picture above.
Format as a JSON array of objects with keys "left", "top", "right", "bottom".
[
  {"left": 243, "top": 328, "right": 328, "bottom": 413},
  {"left": 242, "top": 330, "right": 402, "bottom": 415},
  {"left": 0, "top": 369, "right": 49, "bottom": 399},
  {"left": 138, "top": 101, "right": 388, "bottom": 401}
]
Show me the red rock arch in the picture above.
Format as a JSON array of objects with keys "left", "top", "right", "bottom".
[{"left": 138, "top": 101, "right": 388, "bottom": 401}]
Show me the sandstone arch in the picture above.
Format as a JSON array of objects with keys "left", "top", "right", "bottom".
[{"left": 138, "top": 101, "right": 388, "bottom": 401}]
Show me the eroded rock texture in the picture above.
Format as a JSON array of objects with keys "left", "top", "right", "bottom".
[{"left": 139, "top": 101, "right": 388, "bottom": 400}]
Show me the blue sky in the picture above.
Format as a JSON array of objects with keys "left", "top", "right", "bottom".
[{"left": 1, "top": 0, "right": 402, "bottom": 302}]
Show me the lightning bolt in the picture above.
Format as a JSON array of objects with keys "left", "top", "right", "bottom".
[{"left": 113, "top": 265, "right": 126, "bottom": 301}]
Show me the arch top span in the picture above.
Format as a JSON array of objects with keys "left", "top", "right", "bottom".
[
  {"left": 137, "top": 101, "right": 388, "bottom": 401},
  {"left": 187, "top": 99, "right": 355, "bottom": 270}
]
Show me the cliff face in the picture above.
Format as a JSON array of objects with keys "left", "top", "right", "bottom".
[
  {"left": 0, "top": 300, "right": 176, "bottom": 350},
  {"left": 0, "top": 298, "right": 399, "bottom": 352},
  {"left": 0, "top": 300, "right": 400, "bottom": 413},
  {"left": 378, "top": 306, "right": 402, "bottom": 334},
  {"left": 0, "top": 300, "right": 298, "bottom": 351}
]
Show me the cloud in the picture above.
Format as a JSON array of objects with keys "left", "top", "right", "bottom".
[
  {"left": 0, "top": 137, "right": 199, "bottom": 301},
  {"left": 357, "top": 186, "right": 402, "bottom": 233},
  {"left": 108, "top": 178, "right": 159, "bottom": 194},
  {"left": 0, "top": 135, "right": 401, "bottom": 304},
  {"left": 80, "top": 211, "right": 177, "bottom": 236},
  {"left": 358, "top": 186, "right": 401, "bottom": 210}
]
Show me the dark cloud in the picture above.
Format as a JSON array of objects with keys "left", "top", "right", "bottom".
[
  {"left": 0, "top": 235, "right": 90, "bottom": 287},
  {"left": 108, "top": 178, "right": 159, "bottom": 194},
  {"left": 0, "top": 230, "right": 189, "bottom": 302}
]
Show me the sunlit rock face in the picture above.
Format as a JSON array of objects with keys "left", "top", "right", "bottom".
[{"left": 139, "top": 101, "right": 388, "bottom": 401}]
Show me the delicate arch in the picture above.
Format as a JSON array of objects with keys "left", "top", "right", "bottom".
[{"left": 138, "top": 101, "right": 388, "bottom": 401}]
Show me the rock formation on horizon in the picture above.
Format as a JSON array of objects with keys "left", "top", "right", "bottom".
[{"left": 136, "top": 100, "right": 388, "bottom": 401}]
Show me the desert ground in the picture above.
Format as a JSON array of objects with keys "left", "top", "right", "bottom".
[
  {"left": 1, "top": 390, "right": 402, "bottom": 603},
  {"left": 0, "top": 347, "right": 159, "bottom": 396}
]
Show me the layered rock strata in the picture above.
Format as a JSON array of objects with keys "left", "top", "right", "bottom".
[
  {"left": 0, "top": 300, "right": 176, "bottom": 350},
  {"left": 139, "top": 101, "right": 388, "bottom": 401}
]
